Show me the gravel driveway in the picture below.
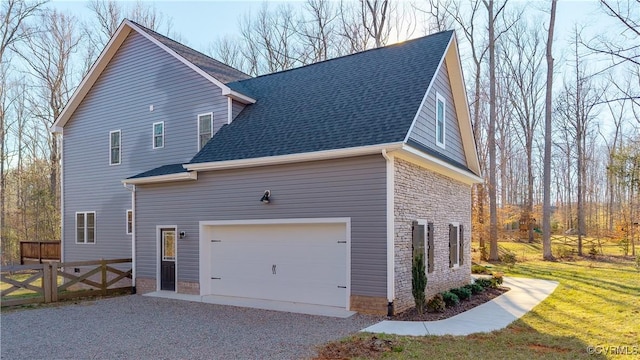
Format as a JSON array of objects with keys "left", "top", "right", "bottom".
[{"left": 1, "top": 295, "right": 380, "bottom": 360}]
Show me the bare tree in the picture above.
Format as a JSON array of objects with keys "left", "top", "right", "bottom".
[
  {"left": 360, "top": 0, "right": 391, "bottom": 47},
  {"left": 556, "top": 30, "right": 605, "bottom": 255},
  {"left": 483, "top": 0, "right": 510, "bottom": 261},
  {"left": 83, "top": 0, "right": 175, "bottom": 73},
  {"left": 239, "top": 3, "right": 301, "bottom": 75},
  {"left": 501, "top": 21, "right": 545, "bottom": 243},
  {"left": 338, "top": 0, "right": 371, "bottom": 53},
  {"left": 298, "top": 0, "right": 341, "bottom": 63},
  {"left": 15, "top": 9, "right": 82, "bottom": 235},
  {"left": 1, "top": 0, "right": 45, "bottom": 260},
  {"left": 542, "top": 0, "right": 557, "bottom": 260},
  {"left": 207, "top": 36, "right": 246, "bottom": 72}
]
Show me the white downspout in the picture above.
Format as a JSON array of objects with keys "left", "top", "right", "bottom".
[
  {"left": 381, "top": 149, "right": 395, "bottom": 315},
  {"left": 124, "top": 183, "right": 136, "bottom": 292},
  {"left": 59, "top": 132, "right": 64, "bottom": 263}
]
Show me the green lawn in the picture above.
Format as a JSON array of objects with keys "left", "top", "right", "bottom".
[
  {"left": 317, "top": 242, "right": 639, "bottom": 360},
  {"left": 1, "top": 272, "right": 64, "bottom": 301}
]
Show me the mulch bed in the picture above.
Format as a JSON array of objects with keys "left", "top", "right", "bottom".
[{"left": 391, "top": 286, "right": 510, "bottom": 321}]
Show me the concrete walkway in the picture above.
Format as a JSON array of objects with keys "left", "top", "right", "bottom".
[{"left": 362, "top": 277, "right": 558, "bottom": 336}]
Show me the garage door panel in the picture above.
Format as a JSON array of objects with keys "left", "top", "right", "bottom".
[{"left": 204, "top": 222, "right": 348, "bottom": 308}]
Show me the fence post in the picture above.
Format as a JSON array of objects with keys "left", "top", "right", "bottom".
[
  {"left": 101, "top": 258, "right": 107, "bottom": 296},
  {"left": 43, "top": 263, "right": 52, "bottom": 303},
  {"left": 38, "top": 242, "right": 42, "bottom": 264},
  {"left": 51, "top": 262, "right": 58, "bottom": 302}
]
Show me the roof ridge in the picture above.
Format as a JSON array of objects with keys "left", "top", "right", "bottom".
[
  {"left": 127, "top": 19, "right": 251, "bottom": 79},
  {"left": 228, "top": 30, "right": 454, "bottom": 85}
]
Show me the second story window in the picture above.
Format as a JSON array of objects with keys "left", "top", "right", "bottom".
[
  {"left": 198, "top": 113, "right": 213, "bottom": 150},
  {"left": 435, "top": 92, "right": 446, "bottom": 149},
  {"left": 153, "top": 122, "right": 164, "bottom": 149},
  {"left": 110, "top": 130, "right": 121, "bottom": 165}
]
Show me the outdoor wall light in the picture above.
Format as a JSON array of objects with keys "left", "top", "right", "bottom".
[
  {"left": 260, "top": 190, "right": 271, "bottom": 204},
  {"left": 179, "top": 231, "right": 186, "bottom": 239}
]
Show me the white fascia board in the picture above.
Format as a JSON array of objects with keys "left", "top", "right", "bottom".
[
  {"left": 395, "top": 144, "right": 483, "bottom": 185},
  {"left": 51, "top": 22, "right": 133, "bottom": 131},
  {"left": 184, "top": 142, "right": 404, "bottom": 172},
  {"left": 122, "top": 171, "right": 197, "bottom": 185},
  {"left": 445, "top": 35, "right": 481, "bottom": 177},
  {"left": 222, "top": 88, "right": 256, "bottom": 104}
]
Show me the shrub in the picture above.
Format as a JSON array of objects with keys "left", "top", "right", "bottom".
[
  {"left": 471, "top": 264, "right": 490, "bottom": 274},
  {"left": 490, "top": 272, "right": 504, "bottom": 288},
  {"left": 501, "top": 252, "right": 517, "bottom": 267},
  {"left": 588, "top": 243, "right": 598, "bottom": 258},
  {"left": 553, "top": 244, "right": 573, "bottom": 259},
  {"left": 426, "top": 293, "right": 446, "bottom": 313},
  {"left": 465, "top": 283, "right": 484, "bottom": 294},
  {"left": 618, "top": 238, "right": 630, "bottom": 256},
  {"left": 441, "top": 291, "right": 460, "bottom": 307},
  {"left": 474, "top": 278, "right": 492, "bottom": 288},
  {"left": 451, "top": 287, "right": 472, "bottom": 301},
  {"left": 412, "top": 253, "right": 427, "bottom": 314}
]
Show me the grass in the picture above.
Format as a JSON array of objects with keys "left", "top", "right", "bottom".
[
  {"left": 316, "top": 241, "right": 639, "bottom": 360},
  {"left": 1, "top": 272, "right": 64, "bottom": 300}
]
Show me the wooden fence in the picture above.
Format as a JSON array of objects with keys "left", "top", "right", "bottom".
[
  {"left": 1, "top": 258, "right": 132, "bottom": 307},
  {"left": 20, "top": 241, "right": 61, "bottom": 264}
]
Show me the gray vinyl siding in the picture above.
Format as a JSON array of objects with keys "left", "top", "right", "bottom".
[
  {"left": 408, "top": 61, "right": 467, "bottom": 166},
  {"left": 135, "top": 155, "right": 387, "bottom": 298},
  {"left": 62, "top": 30, "right": 229, "bottom": 262},
  {"left": 231, "top": 100, "right": 245, "bottom": 121}
]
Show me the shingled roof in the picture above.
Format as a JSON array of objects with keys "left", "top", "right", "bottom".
[
  {"left": 189, "top": 30, "right": 454, "bottom": 164},
  {"left": 131, "top": 21, "right": 251, "bottom": 84}
]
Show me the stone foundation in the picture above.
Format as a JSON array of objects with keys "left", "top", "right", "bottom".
[
  {"left": 350, "top": 295, "right": 388, "bottom": 315},
  {"left": 135, "top": 277, "right": 156, "bottom": 294},
  {"left": 393, "top": 158, "right": 472, "bottom": 313},
  {"left": 178, "top": 281, "right": 200, "bottom": 295}
]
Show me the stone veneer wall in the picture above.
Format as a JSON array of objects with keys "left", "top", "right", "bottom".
[
  {"left": 394, "top": 158, "right": 472, "bottom": 313},
  {"left": 135, "top": 278, "right": 200, "bottom": 295},
  {"left": 136, "top": 277, "right": 156, "bottom": 294}
]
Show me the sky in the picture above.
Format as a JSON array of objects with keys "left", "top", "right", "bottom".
[{"left": 48, "top": 0, "right": 614, "bottom": 61}]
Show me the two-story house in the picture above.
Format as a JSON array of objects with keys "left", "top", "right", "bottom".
[{"left": 52, "top": 20, "right": 482, "bottom": 315}]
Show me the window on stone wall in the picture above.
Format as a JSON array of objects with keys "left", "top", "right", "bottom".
[
  {"left": 449, "top": 223, "right": 463, "bottom": 268},
  {"left": 412, "top": 220, "right": 433, "bottom": 272}
]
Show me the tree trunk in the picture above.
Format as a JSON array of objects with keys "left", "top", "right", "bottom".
[
  {"left": 485, "top": 0, "right": 499, "bottom": 261},
  {"left": 542, "top": 0, "right": 556, "bottom": 260}
]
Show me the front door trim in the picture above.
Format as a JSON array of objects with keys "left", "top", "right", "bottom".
[{"left": 156, "top": 225, "right": 178, "bottom": 292}]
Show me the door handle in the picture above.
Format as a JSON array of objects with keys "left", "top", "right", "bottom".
[{"left": 272, "top": 264, "right": 276, "bottom": 275}]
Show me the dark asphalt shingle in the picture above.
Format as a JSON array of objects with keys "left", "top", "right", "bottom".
[
  {"left": 128, "top": 163, "right": 188, "bottom": 179},
  {"left": 190, "top": 30, "right": 453, "bottom": 164}
]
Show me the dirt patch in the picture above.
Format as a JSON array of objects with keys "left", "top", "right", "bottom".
[
  {"left": 528, "top": 343, "right": 570, "bottom": 353},
  {"left": 391, "top": 286, "right": 509, "bottom": 321},
  {"left": 313, "top": 335, "right": 399, "bottom": 360}
]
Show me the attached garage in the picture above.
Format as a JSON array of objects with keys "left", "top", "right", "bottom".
[{"left": 199, "top": 219, "right": 350, "bottom": 309}]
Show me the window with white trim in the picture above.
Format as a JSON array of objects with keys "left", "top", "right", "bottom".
[
  {"left": 110, "top": 130, "right": 121, "bottom": 165},
  {"left": 76, "top": 211, "right": 96, "bottom": 244},
  {"left": 435, "top": 92, "right": 446, "bottom": 148},
  {"left": 412, "top": 220, "right": 435, "bottom": 273},
  {"left": 153, "top": 122, "right": 164, "bottom": 149},
  {"left": 126, "top": 209, "right": 133, "bottom": 235},
  {"left": 198, "top": 113, "right": 213, "bottom": 150},
  {"left": 449, "top": 222, "right": 464, "bottom": 268}
]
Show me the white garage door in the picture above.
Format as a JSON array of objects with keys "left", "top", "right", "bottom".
[{"left": 202, "top": 222, "right": 348, "bottom": 308}]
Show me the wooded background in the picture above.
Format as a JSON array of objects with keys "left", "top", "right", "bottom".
[{"left": 1, "top": 0, "right": 639, "bottom": 265}]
